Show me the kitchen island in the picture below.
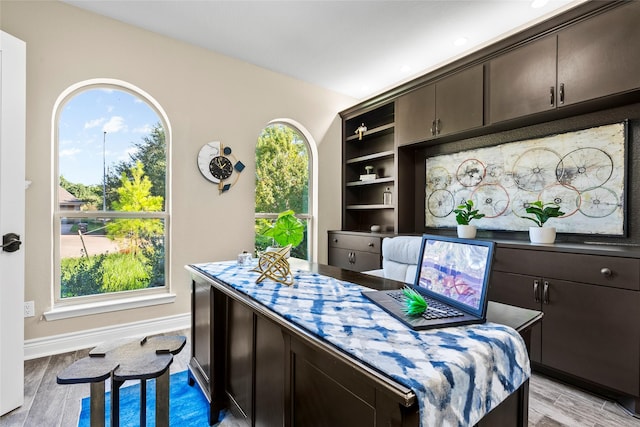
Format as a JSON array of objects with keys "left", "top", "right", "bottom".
[{"left": 185, "top": 259, "right": 541, "bottom": 426}]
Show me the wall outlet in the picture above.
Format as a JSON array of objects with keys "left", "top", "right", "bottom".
[{"left": 24, "top": 301, "right": 35, "bottom": 318}]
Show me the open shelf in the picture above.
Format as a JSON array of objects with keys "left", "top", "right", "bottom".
[
  {"left": 346, "top": 177, "right": 394, "bottom": 187},
  {"left": 346, "top": 123, "right": 395, "bottom": 141},
  {"left": 346, "top": 151, "right": 394, "bottom": 164}
]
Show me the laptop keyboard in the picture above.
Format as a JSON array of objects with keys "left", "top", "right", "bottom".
[{"left": 389, "top": 290, "right": 465, "bottom": 320}]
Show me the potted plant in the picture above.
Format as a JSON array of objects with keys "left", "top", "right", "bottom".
[
  {"left": 259, "top": 209, "right": 305, "bottom": 257},
  {"left": 453, "top": 200, "right": 485, "bottom": 238},
  {"left": 522, "top": 200, "right": 565, "bottom": 244}
]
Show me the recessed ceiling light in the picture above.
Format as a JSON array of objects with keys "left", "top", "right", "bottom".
[
  {"left": 531, "top": 0, "right": 549, "bottom": 8},
  {"left": 453, "top": 37, "right": 468, "bottom": 47}
]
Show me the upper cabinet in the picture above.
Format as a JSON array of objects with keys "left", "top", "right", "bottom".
[
  {"left": 557, "top": 1, "right": 640, "bottom": 106},
  {"left": 396, "top": 64, "right": 484, "bottom": 146},
  {"left": 488, "top": 36, "right": 557, "bottom": 123},
  {"left": 490, "top": 1, "right": 640, "bottom": 124}
]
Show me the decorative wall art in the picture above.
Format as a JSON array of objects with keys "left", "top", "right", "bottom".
[{"left": 425, "top": 122, "right": 627, "bottom": 235}]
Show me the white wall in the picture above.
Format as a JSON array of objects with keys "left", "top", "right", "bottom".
[{"left": 0, "top": 0, "right": 353, "bottom": 343}]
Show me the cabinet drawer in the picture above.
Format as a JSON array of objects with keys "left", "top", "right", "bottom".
[
  {"left": 328, "top": 247, "right": 381, "bottom": 272},
  {"left": 494, "top": 248, "right": 640, "bottom": 290},
  {"left": 328, "top": 233, "right": 381, "bottom": 254}
]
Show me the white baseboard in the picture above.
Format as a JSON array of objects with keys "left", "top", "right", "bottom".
[{"left": 23, "top": 313, "right": 191, "bottom": 360}]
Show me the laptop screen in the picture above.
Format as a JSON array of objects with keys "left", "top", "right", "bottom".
[{"left": 413, "top": 235, "right": 494, "bottom": 316}]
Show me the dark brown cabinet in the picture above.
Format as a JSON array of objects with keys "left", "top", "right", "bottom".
[
  {"left": 342, "top": 103, "right": 396, "bottom": 232},
  {"left": 489, "top": 1, "right": 640, "bottom": 124},
  {"left": 189, "top": 277, "right": 226, "bottom": 425},
  {"left": 557, "top": 1, "right": 640, "bottom": 106},
  {"left": 328, "top": 231, "right": 385, "bottom": 272},
  {"left": 488, "top": 36, "right": 557, "bottom": 123},
  {"left": 489, "top": 247, "right": 640, "bottom": 398},
  {"left": 396, "top": 64, "right": 484, "bottom": 145}
]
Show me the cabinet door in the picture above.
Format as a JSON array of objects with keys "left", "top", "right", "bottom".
[
  {"left": 255, "top": 315, "right": 285, "bottom": 426},
  {"left": 436, "top": 64, "right": 484, "bottom": 136},
  {"left": 328, "top": 247, "right": 381, "bottom": 272},
  {"left": 192, "top": 280, "right": 212, "bottom": 386},
  {"left": 226, "top": 298, "right": 254, "bottom": 421},
  {"left": 558, "top": 2, "right": 640, "bottom": 106},
  {"left": 489, "top": 271, "right": 542, "bottom": 363},
  {"left": 542, "top": 278, "right": 640, "bottom": 396},
  {"left": 395, "top": 84, "right": 435, "bottom": 146},
  {"left": 489, "top": 36, "right": 557, "bottom": 123}
]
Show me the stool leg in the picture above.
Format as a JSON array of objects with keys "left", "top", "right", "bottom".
[
  {"left": 89, "top": 381, "right": 105, "bottom": 427},
  {"left": 140, "top": 379, "right": 147, "bottom": 427},
  {"left": 111, "top": 377, "right": 124, "bottom": 427},
  {"left": 155, "top": 370, "right": 170, "bottom": 427}
]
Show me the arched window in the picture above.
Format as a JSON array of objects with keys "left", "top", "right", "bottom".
[
  {"left": 255, "top": 121, "right": 316, "bottom": 261},
  {"left": 52, "top": 80, "right": 171, "bottom": 311}
]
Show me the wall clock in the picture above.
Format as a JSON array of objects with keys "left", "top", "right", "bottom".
[{"left": 197, "top": 141, "right": 245, "bottom": 193}]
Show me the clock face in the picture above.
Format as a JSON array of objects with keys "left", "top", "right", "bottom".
[{"left": 209, "top": 155, "right": 233, "bottom": 180}]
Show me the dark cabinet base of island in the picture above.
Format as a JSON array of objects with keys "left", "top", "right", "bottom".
[{"left": 187, "top": 261, "right": 540, "bottom": 427}]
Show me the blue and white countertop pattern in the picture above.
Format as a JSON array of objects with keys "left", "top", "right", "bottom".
[{"left": 190, "top": 261, "right": 531, "bottom": 427}]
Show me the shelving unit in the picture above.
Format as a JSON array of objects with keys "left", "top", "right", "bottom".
[{"left": 342, "top": 102, "right": 395, "bottom": 233}]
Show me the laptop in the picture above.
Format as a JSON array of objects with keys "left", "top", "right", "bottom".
[{"left": 362, "top": 234, "right": 495, "bottom": 330}]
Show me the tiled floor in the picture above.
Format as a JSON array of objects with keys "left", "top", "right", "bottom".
[{"left": 529, "top": 373, "right": 640, "bottom": 427}]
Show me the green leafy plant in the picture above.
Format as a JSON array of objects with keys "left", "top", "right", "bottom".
[
  {"left": 453, "top": 200, "right": 485, "bottom": 225},
  {"left": 402, "top": 286, "right": 428, "bottom": 317},
  {"left": 522, "top": 200, "right": 565, "bottom": 227},
  {"left": 260, "top": 209, "right": 305, "bottom": 248}
]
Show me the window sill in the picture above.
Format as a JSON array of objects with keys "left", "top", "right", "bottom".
[{"left": 43, "top": 293, "right": 176, "bottom": 321}]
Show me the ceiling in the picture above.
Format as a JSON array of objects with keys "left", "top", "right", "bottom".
[{"left": 62, "top": 0, "right": 586, "bottom": 100}]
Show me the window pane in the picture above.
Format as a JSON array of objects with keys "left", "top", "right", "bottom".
[
  {"left": 59, "top": 216, "right": 165, "bottom": 298},
  {"left": 255, "top": 124, "right": 309, "bottom": 214},
  {"left": 58, "top": 88, "right": 166, "bottom": 212}
]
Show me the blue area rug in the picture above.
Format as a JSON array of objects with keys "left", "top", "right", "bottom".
[{"left": 78, "top": 370, "right": 212, "bottom": 426}]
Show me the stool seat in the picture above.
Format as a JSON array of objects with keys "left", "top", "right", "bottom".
[{"left": 57, "top": 335, "right": 186, "bottom": 427}]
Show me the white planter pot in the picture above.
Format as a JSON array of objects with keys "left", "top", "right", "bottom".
[
  {"left": 457, "top": 224, "right": 477, "bottom": 239},
  {"left": 265, "top": 246, "right": 291, "bottom": 258},
  {"left": 529, "top": 226, "right": 556, "bottom": 244}
]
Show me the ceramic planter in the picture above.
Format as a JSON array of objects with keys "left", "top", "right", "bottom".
[
  {"left": 457, "top": 224, "right": 477, "bottom": 239},
  {"left": 529, "top": 226, "right": 556, "bottom": 244}
]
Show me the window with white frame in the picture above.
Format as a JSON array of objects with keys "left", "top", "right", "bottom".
[
  {"left": 54, "top": 82, "right": 169, "bottom": 306},
  {"left": 255, "top": 122, "right": 313, "bottom": 260}
]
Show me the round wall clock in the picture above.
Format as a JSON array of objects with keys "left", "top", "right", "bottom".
[{"left": 197, "top": 141, "right": 245, "bottom": 193}]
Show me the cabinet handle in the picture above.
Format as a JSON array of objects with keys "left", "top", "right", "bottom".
[
  {"left": 559, "top": 83, "right": 565, "bottom": 104},
  {"left": 600, "top": 267, "right": 612, "bottom": 277},
  {"left": 543, "top": 280, "right": 550, "bottom": 304},
  {"left": 436, "top": 119, "right": 441, "bottom": 135},
  {"left": 549, "top": 86, "right": 555, "bottom": 106},
  {"left": 430, "top": 120, "right": 436, "bottom": 136},
  {"left": 333, "top": 238, "right": 338, "bottom": 243},
  {"left": 368, "top": 242, "right": 374, "bottom": 247},
  {"left": 351, "top": 252, "right": 356, "bottom": 264},
  {"left": 533, "top": 280, "right": 540, "bottom": 303}
]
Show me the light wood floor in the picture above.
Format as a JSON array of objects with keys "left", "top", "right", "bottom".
[{"left": 1, "top": 329, "right": 639, "bottom": 427}]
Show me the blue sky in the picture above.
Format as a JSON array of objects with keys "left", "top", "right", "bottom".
[{"left": 58, "top": 88, "right": 161, "bottom": 185}]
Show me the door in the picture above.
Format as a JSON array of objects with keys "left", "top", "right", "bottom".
[{"left": 0, "top": 31, "right": 26, "bottom": 416}]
